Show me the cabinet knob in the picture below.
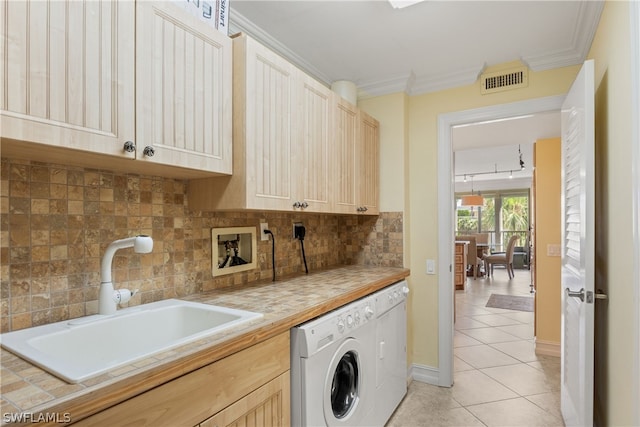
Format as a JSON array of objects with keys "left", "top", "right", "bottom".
[
  {"left": 143, "top": 146, "right": 155, "bottom": 157},
  {"left": 123, "top": 141, "right": 136, "bottom": 153},
  {"left": 300, "top": 201, "right": 309, "bottom": 209},
  {"left": 293, "top": 201, "right": 301, "bottom": 208}
]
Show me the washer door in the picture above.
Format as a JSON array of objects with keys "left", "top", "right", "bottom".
[{"left": 323, "top": 337, "right": 368, "bottom": 426}]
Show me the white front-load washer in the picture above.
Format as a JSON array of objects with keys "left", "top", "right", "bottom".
[{"left": 291, "top": 296, "right": 376, "bottom": 427}]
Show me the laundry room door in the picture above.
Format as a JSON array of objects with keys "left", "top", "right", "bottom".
[{"left": 560, "top": 59, "right": 596, "bottom": 427}]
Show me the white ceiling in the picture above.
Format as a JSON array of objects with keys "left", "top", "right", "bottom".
[
  {"left": 453, "top": 110, "right": 561, "bottom": 191},
  {"left": 228, "top": 0, "right": 602, "bottom": 191}
]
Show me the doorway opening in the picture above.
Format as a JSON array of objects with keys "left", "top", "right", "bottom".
[{"left": 436, "top": 95, "right": 564, "bottom": 387}]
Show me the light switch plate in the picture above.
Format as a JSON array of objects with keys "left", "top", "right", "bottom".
[
  {"left": 547, "top": 243, "right": 561, "bottom": 257},
  {"left": 426, "top": 259, "right": 436, "bottom": 275}
]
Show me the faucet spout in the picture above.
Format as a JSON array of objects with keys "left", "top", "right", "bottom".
[{"left": 99, "top": 235, "right": 153, "bottom": 315}]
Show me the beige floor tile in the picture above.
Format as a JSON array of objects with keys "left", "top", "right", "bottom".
[
  {"left": 480, "top": 363, "right": 554, "bottom": 396},
  {"left": 466, "top": 397, "right": 565, "bottom": 426},
  {"left": 471, "top": 313, "right": 523, "bottom": 326},
  {"left": 454, "top": 356, "right": 475, "bottom": 372},
  {"left": 496, "top": 324, "right": 535, "bottom": 340},
  {"left": 457, "top": 327, "right": 521, "bottom": 344},
  {"left": 387, "top": 406, "right": 485, "bottom": 427},
  {"left": 527, "top": 358, "right": 561, "bottom": 391},
  {"left": 454, "top": 316, "right": 491, "bottom": 330},
  {"left": 454, "top": 331, "right": 483, "bottom": 348},
  {"left": 501, "top": 311, "right": 535, "bottom": 324},
  {"left": 490, "top": 340, "right": 539, "bottom": 363},
  {"left": 455, "top": 344, "right": 521, "bottom": 369},
  {"left": 526, "top": 391, "right": 563, "bottom": 421},
  {"left": 451, "top": 370, "right": 518, "bottom": 406},
  {"left": 390, "top": 269, "right": 562, "bottom": 426}
]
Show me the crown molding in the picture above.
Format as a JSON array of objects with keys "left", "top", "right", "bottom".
[
  {"left": 521, "top": 0, "right": 604, "bottom": 71},
  {"left": 229, "top": 10, "right": 333, "bottom": 86},
  {"left": 230, "top": 1, "right": 604, "bottom": 99}
]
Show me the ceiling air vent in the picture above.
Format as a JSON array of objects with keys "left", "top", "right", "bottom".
[{"left": 480, "top": 67, "right": 528, "bottom": 94}]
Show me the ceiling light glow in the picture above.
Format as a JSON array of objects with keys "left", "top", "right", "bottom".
[{"left": 388, "top": 0, "right": 426, "bottom": 9}]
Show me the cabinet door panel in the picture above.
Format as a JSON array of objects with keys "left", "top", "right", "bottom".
[
  {"left": 245, "top": 37, "right": 295, "bottom": 209},
  {"left": 359, "top": 112, "right": 380, "bottom": 214},
  {"left": 136, "top": 2, "right": 232, "bottom": 174},
  {"left": 299, "top": 75, "right": 331, "bottom": 212},
  {"left": 1, "top": 0, "right": 135, "bottom": 157},
  {"left": 200, "top": 371, "right": 290, "bottom": 427},
  {"left": 333, "top": 99, "right": 359, "bottom": 213}
]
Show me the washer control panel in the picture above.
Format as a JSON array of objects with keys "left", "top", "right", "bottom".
[
  {"left": 373, "top": 280, "right": 409, "bottom": 316},
  {"left": 295, "top": 296, "right": 375, "bottom": 358}
]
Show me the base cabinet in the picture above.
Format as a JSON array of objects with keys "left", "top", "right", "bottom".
[
  {"left": 199, "top": 371, "right": 290, "bottom": 427},
  {"left": 73, "top": 332, "right": 290, "bottom": 427}
]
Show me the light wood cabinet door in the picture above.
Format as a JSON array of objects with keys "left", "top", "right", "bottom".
[
  {"left": 296, "top": 73, "right": 332, "bottom": 212},
  {"left": 358, "top": 110, "right": 380, "bottom": 215},
  {"left": 241, "top": 35, "right": 296, "bottom": 210},
  {"left": 199, "top": 371, "right": 290, "bottom": 427},
  {"left": 0, "top": 0, "right": 135, "bottom": 159},
  {"left": 332, "top": 98, "right": 359, "bottom": 214},
  {"left": 135, "top": 2, "right": 232, "bottom": 175},
  {"left": 73, "top": 332, "right": 290, "bottom": 427}
]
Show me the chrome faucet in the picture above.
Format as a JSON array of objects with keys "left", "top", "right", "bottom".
[{"left": 99, "top": 235, "right": 153, "bottom": 315}]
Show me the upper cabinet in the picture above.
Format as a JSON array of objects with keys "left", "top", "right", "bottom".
[
  {"left": 0, "top": 1, "right": 232, "bottom": 178},
  {"left": 189, "top": 34, "right": 332, "bottom": 213},
  {"left": 358, "top": 110, "right": 380, "bottom": 215},
  {"left": 189, "top": 34, "right": 377, "bottom": 215},
  {"left": 135, "top": 2, "right": 232, "bottom": 175},
  {"left": 332, "top": 98, "right": 359, "bottom": 214},
  {"left": 0, "top": 0, "right": 136, "bottom": 159}
]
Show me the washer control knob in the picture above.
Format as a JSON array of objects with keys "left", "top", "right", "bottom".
[
  {"left": 402, "top": 286, "right": 410, "bottom": 296},
  {"left": 337, "top": 318, "right": 345, "bottom": 333},
  {"left": 347, "top": 315, "right": 354, "bottom": 328},
  {"left": 388, "top": 294, "right": 394, "bottom": 304},
  {"left": 394, "top": 291, "right": 399, "bottom": 299},
  {"left": 365, "top": 306, "right": 374, "bottom": 318},
  {"left": 354, "top": 311, "right": 361, "bottom": 324}
]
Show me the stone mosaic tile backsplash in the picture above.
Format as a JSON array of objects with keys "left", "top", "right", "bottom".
[{"left": 0, "top": 158, "right": 403, "bottom": 332}]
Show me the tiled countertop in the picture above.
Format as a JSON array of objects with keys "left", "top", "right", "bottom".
[{"left": 1, "top": 265, "right": 409, "bottom": 426}]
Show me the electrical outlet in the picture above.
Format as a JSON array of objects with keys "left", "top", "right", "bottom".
[
  {"left": 260, "top": 222, "right": 269, "bottom": 241},
  {"left": 293, "top": 222, "right": 303, "bottom": 239}
]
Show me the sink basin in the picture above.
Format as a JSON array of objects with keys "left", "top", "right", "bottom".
[{"left": 0, "top": 299, "right": 262, "bottom": 383}]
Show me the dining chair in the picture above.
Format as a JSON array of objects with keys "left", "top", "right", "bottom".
[{"left": 483, "top": 235, "right": 519, "bottom": 279}]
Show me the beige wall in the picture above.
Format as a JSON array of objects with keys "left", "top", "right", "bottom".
[
  {"left": 533, "top": 138, "right": 561, "bottom": 349},
  {"left": 365, "top": 64, "right": 580, "bottom": 367},
  {"left": 359, "top": 92, "right": 413, "bottom": 359},
  {"left": 587, "top": 1, "right": 636, "bottom": 424}
]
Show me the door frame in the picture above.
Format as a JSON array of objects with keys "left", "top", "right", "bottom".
[
  {"left": 630, "top": 2, "right": 640, "bottom": 424},
  {"left": 437, "top": 95, "right": 564, "bottom": 386}
]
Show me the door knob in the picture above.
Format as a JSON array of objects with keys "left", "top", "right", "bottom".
[
  {"left": 123, "top": 141, "right": 136, "bottom": 153},
  {"left": 143, "top": 146, "right": 155, "bottom": 157},
  {"left": 565, "top": 287, "right": 585, "bottom": 302}
]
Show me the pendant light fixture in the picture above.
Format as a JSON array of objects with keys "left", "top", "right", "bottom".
[{"left": 461, "top": 175, "right": 484, "bottom": 207}]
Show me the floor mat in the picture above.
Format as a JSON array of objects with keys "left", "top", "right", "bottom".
[{"left": 485, "top": 293, "right": 534, "bottom": 312}]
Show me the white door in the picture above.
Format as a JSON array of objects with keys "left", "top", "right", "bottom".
[{"left": 560, "top": 59, "right": 595, "bottom": 427}]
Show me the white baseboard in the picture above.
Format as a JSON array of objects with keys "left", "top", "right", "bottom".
[
  {"left": 410, "top": 363, "right": 440, "bottom": 385},
  {"left": 535, "top": 339, "right": 561, "bottom": 357}
]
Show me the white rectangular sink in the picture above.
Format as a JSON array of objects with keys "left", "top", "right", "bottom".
[{"left": 0, "top": 299, "right": 262, "bottom": 383}]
